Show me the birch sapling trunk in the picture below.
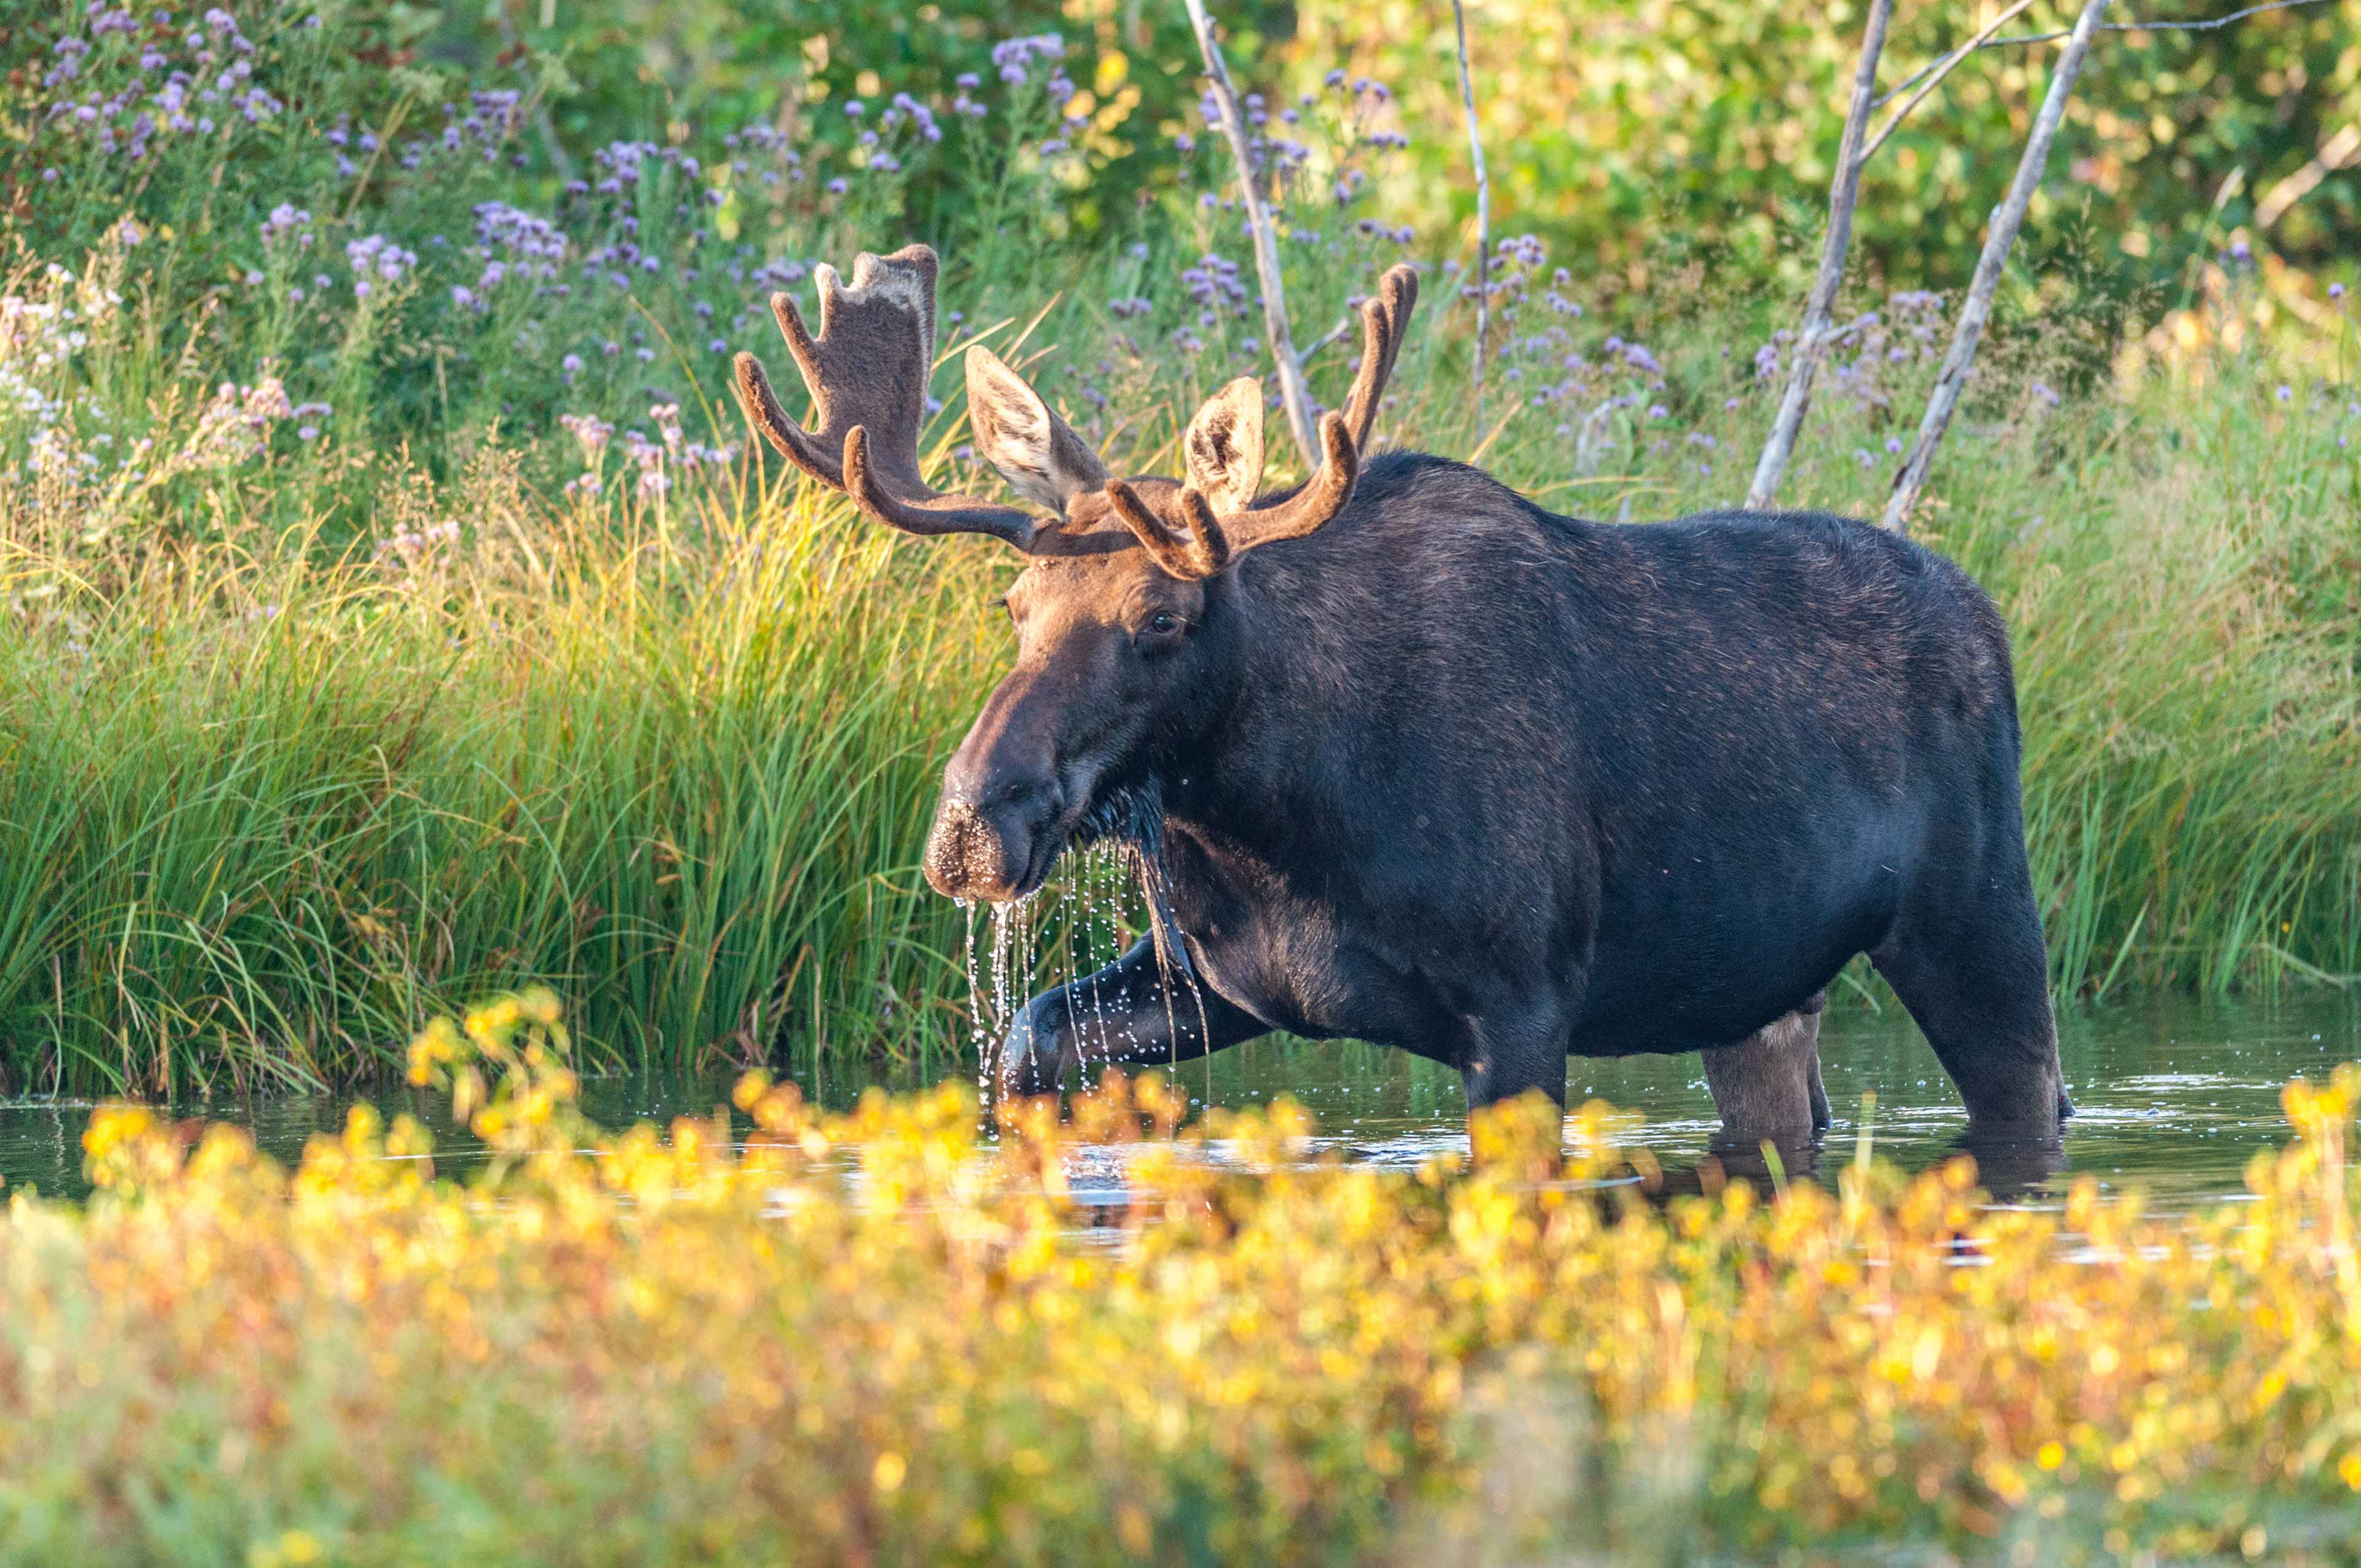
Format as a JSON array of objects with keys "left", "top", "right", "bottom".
[
  {"left": 1450, "top": 0, "right": 1491, "bottom": 430},
  {"left": 1859, "top": 0, "right": 2042, "bottom": 167},
  {"left": 1882, "top": 0, "right": 2111, "bottom": 533},
  {"left": 1743, "top": 0, "right": 1894, "bottom": 512},
  {"left": 1181, "top": 0, "right": 1320, "bottom": 470}
]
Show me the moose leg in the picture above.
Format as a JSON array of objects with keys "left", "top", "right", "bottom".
[
  {"left": 1001, "top": 935, "right": 1268, "bottom": 1096},
  {"left": 1870, "top": 873, "right": 2063, "bottom": 1139},
  {"left": 1807, "top": 1034, "right": 1831, "bottom": 1131},
  {"left": 1460, "top": 1007, "right": 1569, "bottom": 1112},
  {"left": 1700, "top": 993, "right": 1828, "bottom": 1150}
]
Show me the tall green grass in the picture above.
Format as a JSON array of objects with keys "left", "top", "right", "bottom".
[
  {"left": 4, "top": 1, "right": 2357, "bottom": 1095},
  {"left": 0, "top": 467, "right": 1005, "bottom": 1096}
]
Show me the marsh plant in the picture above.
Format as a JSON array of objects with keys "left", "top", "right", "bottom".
[
  {"left": 1, "top": 0, "right": 2358, "bottom": 1095},
  {"left": 0, "top": 993, "right": 2355, "bottom": 1562}
]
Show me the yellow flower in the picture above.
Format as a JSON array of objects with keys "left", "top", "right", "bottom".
[{"left": 248, "top": 1531, "right": 323, "bottom": 1568}]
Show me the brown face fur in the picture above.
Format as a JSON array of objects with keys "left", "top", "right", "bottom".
[
  {"left": 923, "top": 480, "right": 1219, "bottom": 903},
  {"left": 729, "top": 247, "right": 1417, "bottom": 903}
]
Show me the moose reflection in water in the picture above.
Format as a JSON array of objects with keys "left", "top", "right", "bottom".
[{"left": 733, "top": 245, "right": 2068, "bottom": 1164}]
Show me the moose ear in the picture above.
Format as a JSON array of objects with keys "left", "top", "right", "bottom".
[
  {"left": 963, "top": 345, "right": 1108, "bottom": 515},
  {"left": 1183, "top": 376, "right": 1267, "bottom": 515}
]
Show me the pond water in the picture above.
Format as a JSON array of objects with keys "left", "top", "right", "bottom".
[{"left": 2, "top": 991, "right": 2355, "bottom": 1209}]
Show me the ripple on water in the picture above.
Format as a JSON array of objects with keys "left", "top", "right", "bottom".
[{"left": 2, "top": 996, "right": 2355, "bottom": 1220}]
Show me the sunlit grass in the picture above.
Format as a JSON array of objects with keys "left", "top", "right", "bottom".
[{"left": 0, "top": 465, "right": 1002, "bottom": 1096}]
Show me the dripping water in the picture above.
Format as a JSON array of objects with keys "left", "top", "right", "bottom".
[
  {"left": 1132, "top": 838, "right": 1215, "bottom": 1093},
  {"left": 960, "top": 898, "right": 988, "bottom": 1120},
  {"left": 954, "top": 779, "right": 1215, "bottom": 1128},
  {"left": 1060, "top": 843, "right": 1127, "bottom": 1068}
]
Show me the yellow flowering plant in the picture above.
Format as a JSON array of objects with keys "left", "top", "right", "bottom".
[{"left": 3, "top": 1004, "right": 2360, "bottom": 1564}]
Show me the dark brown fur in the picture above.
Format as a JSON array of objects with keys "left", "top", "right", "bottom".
[
  {"left": 940, "top": 456, "right": 2065, "bottom": 1150},
  {"left": 731, "top": 248, "right": 2060, "bottom": 1150}
]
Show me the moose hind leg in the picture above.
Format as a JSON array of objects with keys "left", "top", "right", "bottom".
[
  {"left": 1701, "top": 996, "right": 1827, "bottom": 1150},
  {"left": 1871, "top": 881, "right": 2062, "bottom": 1138}
]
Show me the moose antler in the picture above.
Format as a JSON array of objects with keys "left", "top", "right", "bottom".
[
  {"left": 1110, "top": 406, "right": 1359, "bottom": 580},
  {"left": 1104, "top": 481, "right": 1231, "bottom": 580},
  {"left": 1341, "top": 264, "right": 1419, "bottom": 450},
  {"left": 1107, "top": 265, "right": 1413, "bottom": 579},
  {"left": 732, "top": 244, "right": 1046, "bottom": 550},
  {"left": 1217, "top": 410, "right": 1359, "bottom": 552}
]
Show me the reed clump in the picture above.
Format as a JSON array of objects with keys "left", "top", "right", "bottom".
[{"left": 0, "top": 993, "right": 2355, "bottom": 1564}]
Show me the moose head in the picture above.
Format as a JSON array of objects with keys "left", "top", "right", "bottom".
[{"left": 734, "top": 245, "right": 1418, "bottom": 904}]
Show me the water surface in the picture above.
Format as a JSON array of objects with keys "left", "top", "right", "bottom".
[{"left": 3, "top": 992, "right": 2353, "bottom": 1210}]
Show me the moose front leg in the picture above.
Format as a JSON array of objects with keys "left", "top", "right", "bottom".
[{"left": 1001, "top": 935, "right": 1269, "bottom": 1096}]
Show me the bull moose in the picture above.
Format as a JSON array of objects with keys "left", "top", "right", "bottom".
[{"left": 733, "top": 245, "right": 2067, "bottom": 1150}]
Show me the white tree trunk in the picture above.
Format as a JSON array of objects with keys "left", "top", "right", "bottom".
[
  {"left": 1883, "top": 0, "right": 2111, "bottom": 533},
  {"left": 1450, "top": 0, "right": 1491, "bottom": 431},
  {"left": 1743, "top": 0, "right": 1895, "bottom": 512},
  {"left": 1181, "top": 0, "right": 1319, "bottom": 469}
]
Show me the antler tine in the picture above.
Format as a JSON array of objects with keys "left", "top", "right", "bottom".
[
  {"left": 1124, "top": 271, "right": 1402, "bottom": 574},
  {"left": 734, "top": 325, "right": 841, "bottom": 487},
  {"left": 732, "top": 244, "right": 1039, "bottom": 547},
  {"left": 844, "top": 427, "right": 1038, "bottom": 552},
  {"left": 1105, "top": 478, "right": 1229, "bottom": 580},
  {"left": 1341, "top": 264, "right": 1420, "bottom": 450},
  {"left": 1208, "top": 410, "right": 1359, "bottom": 553}
]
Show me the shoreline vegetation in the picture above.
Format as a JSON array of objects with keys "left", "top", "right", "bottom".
[
  {"left": 0, "top": 995, "right": 2357, "bottom": 1564},
  {"left": 4, "top": 0, "right": 2358, "bottom": 1096},
  {"left": 9, "top": 4, "right": 2361, "bottom": 1562}
]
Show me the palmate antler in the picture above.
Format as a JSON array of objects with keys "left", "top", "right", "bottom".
[
  {"left": 736, "top": 249, "right": 1416, "bottom": 577},
  {"left": 733, "top": 245, "right": 1093, "bottom": 551},
  {"left": 1108, "top": 263, "right": 1419, "bottom": 580}
]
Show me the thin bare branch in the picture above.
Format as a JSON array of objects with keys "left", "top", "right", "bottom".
[
  {"left": 1181, "top": 0, "right": 1319, "bottom": 469},
  {"left": 1860, "top": 0, "right": 2039, "bottom": 159},
  {"left": 1450, "top": 0, "right": 1492, "bottom": 430},
  {"left": 1743, "top": 0, "right": 1895, "bottom": 512},
  {"left": 1884, "top": 0, "right": 2113, "bottom": 533},
  {"left": 2255, "top": 122, "right": 2360, "bottom": 229},
  {"left": 1879, "top": 0, "right": 2324, "bottom": 91},
  {"left": 1301, "top": 314, "right": 1355, "bottom": 360}
]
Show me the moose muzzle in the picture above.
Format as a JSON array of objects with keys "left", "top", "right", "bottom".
[{"left": 923, "top": 780, "right": 1062, "bottom": 903}]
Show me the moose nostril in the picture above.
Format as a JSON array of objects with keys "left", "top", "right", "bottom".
[{"left": 924, "top": 803, "right": 996, "bottom": 894}]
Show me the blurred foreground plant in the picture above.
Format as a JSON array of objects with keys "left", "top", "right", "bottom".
[{"left": 5, "top": 996, "right": 2361, "bottom": 1563}]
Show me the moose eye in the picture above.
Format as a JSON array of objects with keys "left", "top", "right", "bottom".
[{"left": 1145, "top": 611, "right": 1181, "bottom": 636}]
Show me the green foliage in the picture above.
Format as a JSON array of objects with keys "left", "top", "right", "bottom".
[
  {"left": 271, "top": 0, "right": 2361, "bottom": 306},
  {"left": 0, "top": 0, "right": 2357, "bottom": 1093},
  {"left": 1301, "top": 0, "right": 2361, "bottom": 303}
]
